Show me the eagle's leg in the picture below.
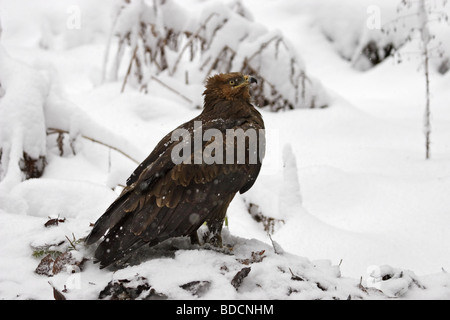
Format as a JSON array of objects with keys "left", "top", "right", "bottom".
[
  {"left": 205, "top": 219, "right": 223, "bottom": 247},
  {"left": 189, "top": 231, "right": 200, "bottom": 245},
  {"left": 204, "top": 196, "right": 233, "bottom": 247},
  {"left": 209, "top": 232, "right": 223, "bottom": 247}
]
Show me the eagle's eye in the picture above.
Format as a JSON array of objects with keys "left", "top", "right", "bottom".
[{"left": 229, "top": 79, "right": 236, "bottom": 86}]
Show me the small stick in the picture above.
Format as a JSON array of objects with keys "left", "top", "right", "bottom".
[
  {"left": 150, "top": 75, "right": 193, "bottom": 104},
  {"left": 47, "top": 127, "right": 139, "bottom": 164},
  {"left": 121, "top": 45, "right": 139, "bottom": 93}
]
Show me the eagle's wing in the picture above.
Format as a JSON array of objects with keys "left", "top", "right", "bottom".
[
  {"left": 85, "top": 116, "right": 262, "bottom": 268},
  {"left": 84, "top": 127, "right": 178, "bottom": 247}
]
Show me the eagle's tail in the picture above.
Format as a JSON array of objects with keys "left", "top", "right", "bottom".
[
  {"left": 93, "top": 221, "right": 147, "bottom": 268},
  {"left": 84, "top": 193, "right": 129, "bottom": 246},
  {"left": 85, "top": 191, "right": 145, "bottom": 267}
]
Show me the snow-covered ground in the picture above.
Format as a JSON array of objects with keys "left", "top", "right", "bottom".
[{"left": 1, "top": 0, "right": 450, "bottom": 300}]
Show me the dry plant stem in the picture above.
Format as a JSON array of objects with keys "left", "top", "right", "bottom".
[
  {"left": 170, "top": 12, "right": 218, "bottom": 76},
  {"left": 102, "top": 4, "right": 125, "bottom": 83},
  {"left": 47, "top": 127, "right": 139, "bottom": 164},
  {"left": 120, "top": 45, "right": 193, "bottom": 104},
  {"left": 121, "top": 45, "right": 139, "bottom": 93},
  {"left": 150, "top": 75, "right": 193, "bottom": 104},
  {"left": 419, "top": 0, "right": 431, "bottom": 159},
  {"left": 424, "top": 47, "right": 431, "bottom": 160},
  {"left": 111, "top": 2, "right": 324, "bottom": 110}
]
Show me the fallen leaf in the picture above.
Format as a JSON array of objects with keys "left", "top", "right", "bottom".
[
  {"left": 237, "top": 250, "right": 266, "bottom": 265},
  {"left": 180, "top": 280, "right": 211, "bottom": 297},
  {"left": 35, "top": 254, "right": 54, "bottom": 276},
  {"left": 231, "top": 267, "right": 251, "bottom": 290},
  {"left": 48, "top": 282, "right": 66, "bottom": 300},
  {"left": 44, "top": 217, "right": 66, "bottom": 228}
]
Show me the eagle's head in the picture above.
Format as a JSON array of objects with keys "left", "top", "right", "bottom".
[{"left": 203, "top": 72, "right": 257, "bottom": 104}]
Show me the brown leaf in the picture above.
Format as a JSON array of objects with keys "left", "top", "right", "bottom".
[
  {"left": 44, "top": 217, "right": 66, "bottom": 228},
  {"left": 231, "top": 267, "right": 251, "bottom": 290},
  {"left": 35, "top": 254, "right": 54, "bottom": 276},
  {"left": 49, "top": 282, "right": 66, "bottom": 300},
  {"left": 237, "top": 250, "right": 266, "bottom": 265},
  {"left": 98, "top": 276, "right": 166, "bottom": 300},
  {"left": 52, "top": 252, "right": 74, "bottom": 275},
  {"left": 180, "top": 281, "right": 211, "bottom": 297},
  {"left": 52, "top": 251, "right": 86, "bottom": 275}
]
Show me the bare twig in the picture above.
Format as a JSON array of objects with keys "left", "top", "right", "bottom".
[
  {"left": 121, "top": 45, "right": 139, "bottom": 93},
  {"left": 102, "top": 4, "right": 126, "bottom": 83},
  {"left": 150, "top": 75, "right": 193, "bottom": 104},
  {"left": 247, "top": 35, "right": 283, "bottom": 63},
  {"left": 170, "top": 12, "right": 218, "bottom": 76},
  {"left": 47, "top": 128, "right": 139, "bottom": 164},
  {"left": 268, "top": 233, "right": 283, "bottom": 255}
]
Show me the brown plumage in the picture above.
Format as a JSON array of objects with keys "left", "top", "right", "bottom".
[{"left": 85, "top": 72, "right": 265, "bottom": 268}]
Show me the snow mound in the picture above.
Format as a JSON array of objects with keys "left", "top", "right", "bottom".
[
  {"left": 0, "top": 46, "right": 49, "bottom": 190},
  {"left": 24, "top": 227, "right": 450, "bottom": 300}
]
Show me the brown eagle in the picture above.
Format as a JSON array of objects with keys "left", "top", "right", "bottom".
[{"left": 85, "top": 72, "right": 265, "bottom": 268}]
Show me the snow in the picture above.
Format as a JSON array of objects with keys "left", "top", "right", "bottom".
[
  {"left": 0, "top": 50, "right": 48, "bottom": 201},
  {"left": 1, "top": 0, "right": 450, "bottom": 300}
]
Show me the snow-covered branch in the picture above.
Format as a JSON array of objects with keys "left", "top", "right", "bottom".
[{"left": 105, "top": 0, "right": 329, "bottom": 111}]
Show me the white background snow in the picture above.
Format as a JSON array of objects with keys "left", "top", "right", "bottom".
[{"left": 1, "top": 0, "right": 450, "bottom": 300}]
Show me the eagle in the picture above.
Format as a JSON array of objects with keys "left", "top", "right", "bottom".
[{"left": 85, "top": 72, "right": 265, "bottom": 268}]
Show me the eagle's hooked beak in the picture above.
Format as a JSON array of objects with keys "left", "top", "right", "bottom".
[{"left": 244, "top": 75, "right": 258, "bottom": 85}]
